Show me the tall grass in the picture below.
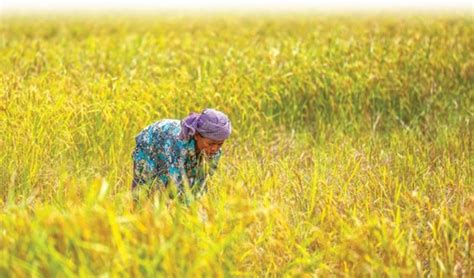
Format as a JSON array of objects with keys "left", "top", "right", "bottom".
[{"left": 0, "top": 13, "right": 472, "bottom": 276}]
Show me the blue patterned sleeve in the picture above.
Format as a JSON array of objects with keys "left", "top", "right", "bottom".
[{"left": 159, "top": 137, "right": 187, "bottom": 195}]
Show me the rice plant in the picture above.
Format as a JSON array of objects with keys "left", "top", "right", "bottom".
[{"left": 0, "top": 13, "right": 472, "bottom": 276}]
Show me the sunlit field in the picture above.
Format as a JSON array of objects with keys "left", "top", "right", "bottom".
[{"left": 0, "top": 13, "right": 473, "bottom": 276}]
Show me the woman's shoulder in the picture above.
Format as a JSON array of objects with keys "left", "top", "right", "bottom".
[
  {"left": 149, "top": 119, "right": 180, "bottom": 135},
  {"left": 155, "top": 119, "right": 180, "bottom": 128},
  {"left": 136, "top": 119, "right": 180, "bottom": 143}
]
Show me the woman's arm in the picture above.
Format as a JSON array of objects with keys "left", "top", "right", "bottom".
[{"left": 192, "top": 151, "right": 222, "bottom": 198}]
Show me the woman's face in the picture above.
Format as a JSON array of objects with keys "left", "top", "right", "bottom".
[{"left": 194, "top": 133, "right": 225, "bottom": 156}]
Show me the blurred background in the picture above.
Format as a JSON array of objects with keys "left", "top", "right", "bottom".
[{"left": 2, "top": 0, "right": 473, "bottom": 12}]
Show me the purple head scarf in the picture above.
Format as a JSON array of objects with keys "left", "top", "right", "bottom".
[{"left": 179, "top": 108, "right": 232, "bottom": 141}]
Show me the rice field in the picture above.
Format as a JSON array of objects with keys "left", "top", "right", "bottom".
[{"left": 0, "top": 13, "right": 473, "bottom": 276}]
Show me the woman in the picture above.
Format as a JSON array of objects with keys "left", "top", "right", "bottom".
[{"left": 131, "top": 108, "right": 231, "bottom": 202}]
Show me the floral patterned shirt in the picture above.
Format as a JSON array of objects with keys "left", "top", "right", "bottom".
[{"left": 132, "top": 119, "right": 221, "bottom": 196}]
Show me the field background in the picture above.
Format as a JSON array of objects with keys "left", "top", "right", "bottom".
[{"left": 0, "top": 13, "right": 473, "bottom": 276}]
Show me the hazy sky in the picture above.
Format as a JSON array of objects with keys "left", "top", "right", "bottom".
[{"left": 2, "top": 0, "right": 473, "bottom": 12}]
